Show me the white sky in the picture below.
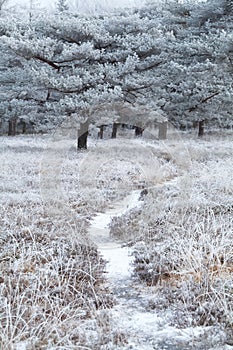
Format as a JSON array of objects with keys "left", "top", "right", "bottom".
[{"left": 8, "top": 0, "right": 144, "bottom": 13}]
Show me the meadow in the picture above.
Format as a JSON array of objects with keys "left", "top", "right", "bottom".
[{"left": 0, "top": 130, "right": 232, "bottom": 349}]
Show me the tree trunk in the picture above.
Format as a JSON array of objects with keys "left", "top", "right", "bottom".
[
  {"left": 22, "top": 121, "right": 27, "bottom": 134},
  {"left": 8, "top": 118, "right": 17, "bottom": 136},
  {"left": 98, "top": 125, "right": 104, "bottom": 139},
  {"left": 193, "top": 121, "right": 198, "bottom": 128},
  {"left": 78, "top": 132, "right": 88, "bottom": 149},
  {"left": 158, "top": 121, "right": 168, "bottom": 140},
  {"left": 111, "top": 123, "right": 119, "bottom": 139},
  {"left": 77, "top": 119, "right": 89, "bottom": 149},
  {"left": 135, "top": 126, "right": 144, "bottom": 137},
  {"left": 198, "top": 120, "right": 205, "bottom": 137}
]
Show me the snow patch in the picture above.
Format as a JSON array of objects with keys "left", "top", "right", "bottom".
[{"left": 88, "top": 189, "right": 142, "bottom": 249}]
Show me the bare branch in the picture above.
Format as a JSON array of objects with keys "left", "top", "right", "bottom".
[
  {"left": 188, "top": 91, "right": 220, "bottom": 112},
  {"left": 33, "top": 56, "right": 60, "bottom": 70},
  {"left": 136, "top": 61, "right": 163, "bottom": 72}
]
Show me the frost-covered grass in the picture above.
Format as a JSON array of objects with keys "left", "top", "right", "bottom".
[
  {"left": 1, "top": 132, "right": 233, "bottom": 349},
  {"left": 110, "top": 132, "right": 233, "bottom": 339},
  {"left": 0, "top": 135, "right": 114, "bottom": 349}
]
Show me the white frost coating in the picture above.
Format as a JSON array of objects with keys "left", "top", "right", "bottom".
[
  {"left": 87, "top": 183, "right": 216, "bottom": 349},
  {"left": 88, "top": 189, "right": 142, "bottom": 249},
  {"left": 88, "top": 190, "right": 142, "bottom": 281},
  {"left": 101, "top": 246, "right": 134, "bottom": 281},
  {"left": 15, "top": 342, "right": 28, "bottom": 350}
]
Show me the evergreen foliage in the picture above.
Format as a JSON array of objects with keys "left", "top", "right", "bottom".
[
  {"left": 0, "top": 0, "right": 232, "bottom": 136},
  {"left": 56, "top": 0, "right": 69, "bottom": 13}
]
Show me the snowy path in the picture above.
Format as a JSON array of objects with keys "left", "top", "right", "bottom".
[{"left": 87, "top": 191, "right": 215, "bottom": 350}]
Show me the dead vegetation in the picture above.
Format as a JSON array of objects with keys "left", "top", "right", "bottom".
[{"left": 110, "top": 135, "right": 233, "bottom": 333}]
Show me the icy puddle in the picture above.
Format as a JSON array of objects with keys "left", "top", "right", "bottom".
[{"left": 88, "top": 190, "right": 226, "bottom": 350}]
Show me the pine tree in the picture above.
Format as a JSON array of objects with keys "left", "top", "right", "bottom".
[
  {"left": 56, "top": 0, "right": 69, "bottom": 13},
  {"left": 225, "top": 0, "right": 233, "bottom": 14},
  {"left": 0, "top": 0, "right": 8, "bottom": 13}
]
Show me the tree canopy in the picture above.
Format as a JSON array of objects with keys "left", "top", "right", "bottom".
[{"left": 0, "top": 0, "right": 232, "bottom": 139}]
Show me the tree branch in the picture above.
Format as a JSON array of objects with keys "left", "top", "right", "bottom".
[
  {"left": 49, "top": 83, "right": 96, "bottom": 94},
  {"left": 201, "top": 91, "right": 220, "bottom": 104},
  {"left": 33, "top": 55, "right": 60, "bottom": 70},
  {"left": 188, "top": 91, "right": 220, "bottom": 112},
  {"left": 136, "top": 61, "right": 163, "bottom": 72}
]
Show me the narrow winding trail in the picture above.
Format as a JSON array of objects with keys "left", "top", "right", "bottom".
[{"left": 87, "top": 191, "right": 205, "bottom": 350}]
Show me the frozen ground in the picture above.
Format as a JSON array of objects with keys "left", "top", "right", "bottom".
[
  {"left": 0, "top": 130, "right": 232, "bottom": 349},
  {"left": 89, "top": 184, "right": 232, "bottom": 350}
]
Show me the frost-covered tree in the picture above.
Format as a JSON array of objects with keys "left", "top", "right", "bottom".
[
  {"left": 0, "top": 19, "right": 52, "bottom": 135},
  {"left": 56, "top": 0, "right": 69, "bottom": 13},
  {"left": 225, "top": 0, "right": 233, "bottom": 14},
  {"left": 142, "top": 0, "right": 233, "bottom": 135},
  {"left": 0, "top": 46, "right": 49, "bottom": 136},
  {"left": 0, "top": 0, "right": 8, "bottom": 13},
  {"left": 184, "top": 0, "right": 233, "bottom": 134},
  {"left": 1, "top": 10, "right": 168, "bottom": 146},
  {"left": 1, "top": 0, "right": 232, "bottom": 141}
]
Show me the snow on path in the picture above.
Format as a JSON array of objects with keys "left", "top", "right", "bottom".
[
  {"left": 87, "top": 190, "right": 219, "bottom": 350},
  {"left": 88, "top": 190, "right": 142, "bottom": 250},
  {"left": 88, "top": 190, "right": 141, "bottom": 282}
]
